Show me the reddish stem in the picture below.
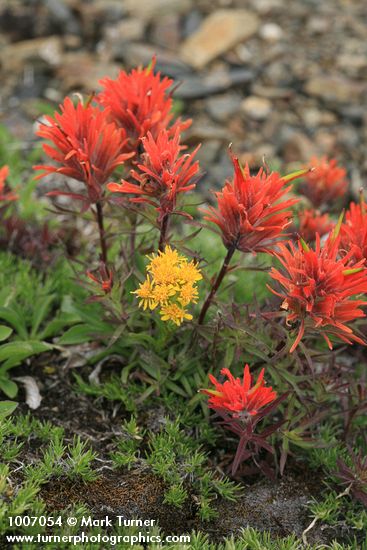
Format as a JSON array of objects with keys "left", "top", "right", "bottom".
[
  {"left": 95, "top": 200, "right": 108, "bottom": 264},
  {"left": 198, "top": 245, "right": 236, "bottom": 325},
  {"left": 130, "top": 211, "right": 137, "bottom": 259},
  {"left": 158, "top": 214, "right": 170, "bottom": 252}
]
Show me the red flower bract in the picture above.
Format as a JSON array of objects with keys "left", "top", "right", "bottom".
[
  {"left": 98, "top": 58, "right": 191, "bottom": 155},
  {"left": 269, "top": 234, "right": 367, "bottom": 352},
  {"left": 0, "top": 165, "right": 17, "bottom": 202},
  {"left": 202, "top": 155, "right": 298, "bottom": 254},
  {"left": 87, "top": 262, "right": 113, "bottom": 295},
  {"left": 34, "top": 97, "right": 133, "bottom": 205},
  {"left": 298, "top": 209, "right": 334, "bottom": 242},
  {"left": 340, "top": 200, "right": 367, "bottom": 264},
  {"left": 300, "top": 156, "right": 347, "bottom": 208},
  {"left": 202, "top": 364, "right": 277, "bottom": 418},
  {"left": 107, "top": 129, "right": 200, "bottom": 221}
]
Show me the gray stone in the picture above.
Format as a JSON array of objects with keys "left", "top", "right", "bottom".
[
  {"left": 304, "top": 75, "right": 365, "bottom": 103},
  {"left": 175, "top": 68, "right": 253, "bottom": 100},
  {"left": 206, "top": 93, "right": 242, "bottom": 122},
  {"left": 259, "top": 22, "right": 283, "bottom": 42},
  {"left": 241, "top": 96, "right": 272, "bottom": 121},
  {"left": 1, "top": 37, "right": 63, "bottom": 73},
  {"left": 123, "top": 0, "right": 191, "bottom": 20},
  {"left": 104, "top": 18, "right": 145, "bottom": 44}
]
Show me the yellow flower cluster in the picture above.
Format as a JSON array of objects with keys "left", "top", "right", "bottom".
[{"left": 133, "top": 246, "right": 202, "bottom": 325}]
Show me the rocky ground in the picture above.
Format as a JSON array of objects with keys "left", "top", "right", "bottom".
[{"left": 0, "top": 0, "right": 366, "bottom": 194}]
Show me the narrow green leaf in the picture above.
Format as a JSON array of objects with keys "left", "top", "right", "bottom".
[
  {"left": 31, "top": 294, "right": 55, "bottom": 338},
  {"left": 0, "top": 325, "right": 13, "bottom": 342},
  {"left": 0, "top": 400, "right": 18, "bottom": 418},
  {"left": 0, "top": 307, "right": 28, "bottom": 340},
  {"left": 0, "top": 377, "right": 18, "bottom": 398}
]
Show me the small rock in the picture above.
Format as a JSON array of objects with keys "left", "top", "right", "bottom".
[
  {"left": 301, "top": 108, "right": 337, "bottom": 128},
  {"left": 123, "top": 0, "right": 191, "bottom": 20},
  {"left": 281, "top": 130, "right": 317, "bottom": 163},
  {"left": 175, "top": 68, "right": 253, "bottom": 100},
  {"left": 250, "top": 0, "right": 284, "bottom": 14},
  {"left": 240, "top": 144, "right": 276, "bottom": 168},
  {"left": 259, "top": 22, "right": 283, "bottom": 42},
  {"left": 206, "top": 93, "right": 242, "bottom": 123},
  {"left": 337, "top": 54, "right": 367, "bottom": 78},
  {"left": 304, "top": 75, "right": 365, "bottom": 103},
  {"left": 185, "top": 120, "right": 231, "bottom": 144},
  {"left": 1, "top": 36, "right": 63, "bottom": 72},
  {"left": 117, "top": 43, "right": 191, "bottom": 77},
  {"left": 104, "top": 18, "right": 145, "bottom": 44},
  {"left": 234, "top": 44, "right": 253, "bottom": 64},
  {"left": 314, "top": 130, "right": 337, "bottom": 156},
  {"left": 63, "top": 34, "right": 82, "bottom": 50},
  {"left": 252, "top": 84, "right": 293, "bottom": 99},
  {"left": 196, "top": 139, "right": 222, "bottom": 165},
  {"left": 57, "top": 53, "right": 120, "bottom": 91},
  {"left": 307, "top": 17, "right": 330, "bottom": 35},
  {"left": 182, "top": 10, "right": 202, "bottom": 38},
  {"left": 263, "top": 61, "right": 295, "bottom": 87},
  {"left": 151, "top": 14, "right": 181, "bottom": 49},
  {"left": 180, "top": 9, "right": 259, "bottom": 69},
  {"left": 336, "top": 127, "right": 360, "bottom": 149},
  {"left": 340, "top": 105, "right": 365, "bottom": 126},
  {"left": 82, "top": 0, "right": 126, "bottom": 22},
  {"left": 241, "top": 96, "right": 272, "bottom": 121},
  {"left": 46, "top": 0, "right": 80, "bottom": 34}
]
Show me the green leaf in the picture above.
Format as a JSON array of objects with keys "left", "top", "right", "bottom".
[
  {"left": 165, "top": 380, "right": 188, "bottom": 398},
  {"left": 0, "top": 341, "right": 52, "bottom": 370},
  {"left": 0, "top": 307, "right": 28, "bottom": 340},
  {"left": 57, "top": 324, "right": 94, "bottom": 345},
  {"left": 39, "top": 312, "right": 80, "bottom": 340},
  {"left": 0, "top": 325, "right": 13, "bottom": 342},
  {"left": 0, "top": 376, "right": 18, "bottom": 398},
  {"left": 30, "top": 294, "right": 55, "bottom": 338},
  {"left": 282, "top": 167, "right": 309, "bottom": 183},
  {"left": 0, "top": 400, "right": 18, "bottom": 418}
]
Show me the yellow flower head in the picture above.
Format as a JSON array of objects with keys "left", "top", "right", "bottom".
[
  {"left": 133, "top": 245, "right": 202, "bottom": 325},
  {"left": 160, "top": 303, "right": 193, "bottom": 326},
  {"left": 178, "top": 260, "right": 203, "bottom": 284},
  {"left": 131, "top": 277, "right": 155, "bottom": 310},
  {"left": 147, "top": 245, "right": 180, "bottom": 272},
  {"left": 150, "top": 283, "right": 176, "bottom": 308},
  {"left": 178, "top": 282, "right": 199, "bottom": 306}
]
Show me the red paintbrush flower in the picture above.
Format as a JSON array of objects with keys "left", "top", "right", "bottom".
[
  {"left": 269, "top": 230, "right": 367, "bottom": 352},
  {"left": 107, "top": 129, "right": 200, "bottom": 221},
  {"left": 340, "top": 200, "right": 367, "bottom": 264},
  {"left": 98, "top": 57, "right": 191, "bottom": 155},
  {"left": 298, "top": 208, "right": 334, "bottom": 242},
  {"left": 202, "top": 155, "right": 300, "bottom": 254},
  {"left": 201, "top": 364, "right": 284, "bottom": 476},
  {"left": 201, "top": 364, "right": 277, "bottom": 418},
  {"left": 300, "top": 156, "right": 348, "bottom": 208},
  {"left": 0, "top": 166, "right": 17, "bottom": 202},
  {"left": 34, "top": 97, "right": 133, "bottom": 206}
]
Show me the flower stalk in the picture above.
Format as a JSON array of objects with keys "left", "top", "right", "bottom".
[
  {"left": 95, "top": 200, "right": 108, "bottom": 264},
  {"left": 158, "top": 213, "right": 170, "bottom": 252},
  {"left": 198, "top": 244, "right": 236, "bottom": 325}
]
